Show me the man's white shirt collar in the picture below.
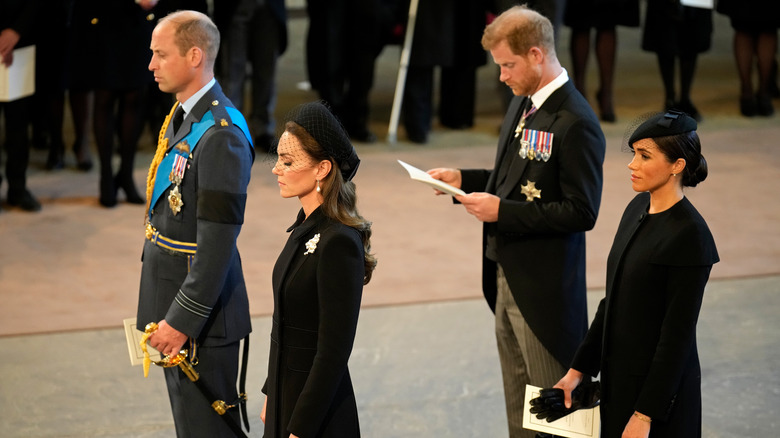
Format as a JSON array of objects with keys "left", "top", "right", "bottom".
[
  {"left": 179, "top": 78, "right": 216, "bottom": 117},
  {"left": 528, "top": 68, "right": 569, "bottom": 111}
]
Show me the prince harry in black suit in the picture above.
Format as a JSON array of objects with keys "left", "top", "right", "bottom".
[{"left": 429, "top": 6, "right": 606, "bottom": 437}]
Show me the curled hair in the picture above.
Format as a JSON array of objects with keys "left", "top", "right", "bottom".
[
  {"left": 160, "top": 11, "right": 220, "bottom": 72},
  {"left": 286, "top": 121, "right": 378, "bottom": 284},
  {"left": 481, "top": 5, "right": 556, "bottom": 58},
  {"left": 650, "top": 132, "right": 709, "bottom": 188}
]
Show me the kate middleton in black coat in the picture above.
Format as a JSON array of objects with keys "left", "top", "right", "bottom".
[{"left": 261, "top": 102, "right": 376, "bottom": 438}]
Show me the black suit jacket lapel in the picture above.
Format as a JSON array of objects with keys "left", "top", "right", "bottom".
[{"left": 489, "top": 96, "right": 528, "bottom": 194}]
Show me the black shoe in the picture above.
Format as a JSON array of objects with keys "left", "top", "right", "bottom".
[
  {"left": 675, "top": 99, "right": 702, "bottom": 122},
  {"left": 407, "top": 129, "right": 428, "bottom": 144},
  {"left": 74, "top": 142, "right": 93, "bottom": 171},
  {"left": 440, "top": 120, "right": 474, "bottom": 130},
  {"left": 46, "top": 151, "right": 65, "bottom": 170},
  {"left": 596, "top": 89, "right": 616, "bottom": 123},
  {"left": 116, "top": 176, "right": 145, "bottom": 205},
  {"left": 7, "top": 189, "right": 42, "bottom": 212},
  {"left": 99, "top": 176, "right": 117, "bottom": 208},
  {"left": 348, "top": 129, "right": 377, "bottom": 144},
  {"left": 740, "top": 95, "right": 758, "bottom": 117},
  {"left": 76, "top": 158, "right": 94, "bottom": 172},
  {"left": 756, "top": 93, "right": 775, "bottom": 117}
]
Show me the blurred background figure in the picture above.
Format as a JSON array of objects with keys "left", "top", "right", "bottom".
[
  {"left": 69, "top": 0, "right": 158, "bottom": 207},
  {"left": 716, "top": 0, "right": 780, "bottom": 117},
  {"left": 564, "top": 0, "right": 640, "bottom": 122},
  {"left": 34, "top": 0, "right": 93, "bottom": 172},
  {"left": 305, "top": 0, "right": 397, "bottom": 144},
  {"left": 214, "top": 0, "right": 288, "bottom": 152},
  {"left": 0, "top": 0, "right": 41, "bottom": 212},
  {"left": 401, "top": 0, "right": 491, "bottom": 144},
  {"left": 642, "top": 0, "right": 713, "bottom": 122}
]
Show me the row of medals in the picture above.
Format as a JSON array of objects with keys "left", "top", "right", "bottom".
[{"left": 514, "top": 103, "right": 552, "bottom": 163}]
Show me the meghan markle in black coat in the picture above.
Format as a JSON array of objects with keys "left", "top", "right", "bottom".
[{"left": 554, "top": 111, "right": 719, "bottom": 438}]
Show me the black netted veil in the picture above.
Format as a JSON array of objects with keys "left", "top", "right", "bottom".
[{"left": 278, "top": 101, "right": 361, "bottom": 181}]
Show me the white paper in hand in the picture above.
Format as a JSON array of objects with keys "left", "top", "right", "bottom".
[{"left": 397, "top": 160, "right": 466, "bottom": 197}]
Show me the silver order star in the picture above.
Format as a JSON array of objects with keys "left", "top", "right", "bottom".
[{"left": 304, "top": 233, "right": 321, "bottom": 255}]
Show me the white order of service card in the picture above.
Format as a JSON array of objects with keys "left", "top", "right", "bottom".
[{"left": 523, "top": 384, "right": 600, "bottom": 438}]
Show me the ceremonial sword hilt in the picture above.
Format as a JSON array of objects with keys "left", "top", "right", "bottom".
[{"left": 140, "top": 322, "right": 199, "bottom": 381}]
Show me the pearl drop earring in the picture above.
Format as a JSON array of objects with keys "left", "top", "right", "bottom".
[{"left": 316, "top": 180, "right": 321, "bottom": 193}]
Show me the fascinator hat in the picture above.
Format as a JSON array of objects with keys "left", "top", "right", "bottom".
[
  {"left": 285, "top": 101, "right": 361, "bottom": 181},
  {"left": 627, "top": 110, "right": 698, "bottom": 147}
]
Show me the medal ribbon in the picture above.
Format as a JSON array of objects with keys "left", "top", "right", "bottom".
[{"left": 149, "top": 111, "right": 216, "bottom": 219}]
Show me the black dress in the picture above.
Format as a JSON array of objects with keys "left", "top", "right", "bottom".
[
  {"left": 263, "top": 207, "right": 365, "bottom": 438},
  {"left": 642, "top": 0, "right": 713, "bottom": 55},
  {"left": 564, "top": 0, "right": 640, "bottom": 30},
  {"left": 572, "top": 193, "right": 719, "bottom": 437},
  {"left": 716, "top": 0, "right": 780, "bottom": 32}
]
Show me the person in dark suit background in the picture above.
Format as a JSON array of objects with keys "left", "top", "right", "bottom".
[
  {"left": 261, "top": 101, "right": 376, "bottom": 438},
  {"left": 305, "top": 0, "right": 396, "bottom": 144},
  {"left": 139, "top": 10, "right": 254, "bottom": 436},
  {"left": 70, "top": 0, "right": 160, "bottom": 207},
  {"left": 34, "top": 0, "right": 93, "bottom": 172},
  {"left": 400, "top": 0, "right": 491, "bottom": 144},
  {"left": 427, "top": 6, "right": 605, "bottom": 437},
  {"left": 213, "top": 0, "right": 288, "bottom": 151},
  {"left": 0, "top": 0, "right": 41, "bottom": 212},
  {"left": 553, "top": 111, "right": 719, "bottom": 437}
]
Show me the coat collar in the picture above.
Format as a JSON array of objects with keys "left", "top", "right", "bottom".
[
  {"left": 167, "top": 81, "right": 226, "bottom": 147},
  {"left": 286, "top": 206, "right": 326, "bottom": 241}
]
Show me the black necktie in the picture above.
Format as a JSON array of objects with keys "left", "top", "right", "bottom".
[{"left": 172, "top": 105, "right": 185, "bottom": 134}]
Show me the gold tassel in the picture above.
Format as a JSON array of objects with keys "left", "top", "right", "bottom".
[{"left": 145, "top": 102, "right": 179, "bottom": 224}]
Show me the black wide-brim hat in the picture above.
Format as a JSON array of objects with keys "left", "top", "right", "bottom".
[{"left": 286, "top": 101, "right": 360, "bottom": 181}]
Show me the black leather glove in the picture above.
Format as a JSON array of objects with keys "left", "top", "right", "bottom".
[{"left": 529, "top": 381, "right": 601, "bottom": 422}]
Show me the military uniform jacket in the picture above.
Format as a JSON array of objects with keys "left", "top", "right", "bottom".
[
  {"left": 137, "top": 82, "right": 254, "bottom": 346},
  {"left": 571, "top": 193, "right": 719, "bottom": 437},
  {"left": 262, "top": 207, "right": 364, "bottom": 438},
  {"left": 460, "top": 80, "right": 606, "bottom": 367}
]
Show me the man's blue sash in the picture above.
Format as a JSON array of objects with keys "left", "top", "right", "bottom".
[{"left": 149, "top": 107, "right": 253, "bottom": 219}]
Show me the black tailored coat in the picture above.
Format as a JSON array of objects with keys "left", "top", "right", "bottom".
[
  {"left": 571, "top": 193, "right": 719, "bottom": 437},
  {"left": 69, "top": 0, "right": 156, "bottom": 90},
  {"left": 405, "top": 0, "right": 489, "bottom": 68},
  {"left": 137, "top": 82, "right": 253, "bottom": 347},
  {"left": 460, "top": 80, "right": 606, "bottom": 367},
  {"left": 262, "top": 207, "right": 364, "bottom": 438},
  {"left": 642, "top": 0, "right": 712, "bottom": 55},
  {"left": 1, "top": 0, "right": 36, "bottom": 49}
]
